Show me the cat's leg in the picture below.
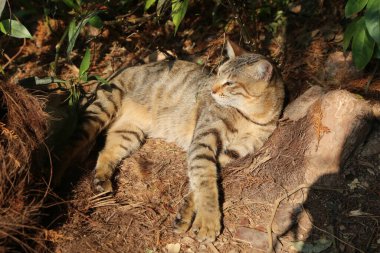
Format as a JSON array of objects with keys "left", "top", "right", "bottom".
[
  {"left": 175, "top": 128, "right": 222, "bottom": 242},
  {"left": 93, "top": 120, "right": 145, "bottom": 192},
  {"left": 53, "top": 84, "right": 123, "bottom": 186}
]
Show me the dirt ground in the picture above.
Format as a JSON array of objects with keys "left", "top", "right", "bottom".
[
  {"left": 1, "top": 0, "right": 380, "bottom": 252},
  {"left": 50, "top": 126, "right": 380, "bottom": 253}
]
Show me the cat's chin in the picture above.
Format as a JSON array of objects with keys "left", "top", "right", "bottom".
[
  {"left": 214, "top": 100, "right": 235, "bottom": 109},
  {"left": 212, "top": 96, "right": 227, "bottom": 107},
  {"left": 211, "top": 95, "right": 235, "bottom": 109}
]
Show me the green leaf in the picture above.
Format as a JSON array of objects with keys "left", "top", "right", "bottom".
[
  {"left": 157, "top": 0, "right": 166, "bottom": 16},
  {"left": 291, "top": 241, "right": 309, "bottom": 252},
  {"left": 68, "top": 89, "right": 75, "bottom": 107},
  {"left": 67, "top": 12, "right": 97, "bottom": 56},
  {"left": 290, "top": 238, "right": 332, "bottom": 253},
  {"left": 93, "top": 75, "right": 109, "bottom": 85},
  {"left": 352, "top": 21, "right": 375, "bottom": 69},
  {"left": 312, "top": 238, "right": 332, "bottom": 253},
  {"left": 344, "top": 18, "right": 361, "bottom": 51},
  {"left": 19, "top": 76, "right": 67, "bottom": 88},
  {"left": 0, "top": 19, "right": 32, "bottom": 39},
  {"left": 374, "top": 43, "right": 380, "bottom": 58},
  {"left": 68, "top": 85, "right": 81, "bottom": 108},
  {"left": 80, "top": 72, "right": 88, "bottom": 82},
  {"left": 68, "top": 19, "right": 76, "bottom": 42},
  {"left": 79, "top": 48, "right": 91, "bottom": 77},
  {"left": 88, "top": 15, "right": 103, "bottom": 29},
  {"left": 364, "top": 0, "right": 380, "bottom": 43},
  {"left": 171, "top": 0, "right": 188, "bottom": 34},
  {"left": 345, "top": 0, "right": 368, "bottom": 17},
  {"left": 0, "top": 0, "right": 6, "bottom": 18},
  {"left": 63, "top": 0, "right": 80, "bottom": 11},
  {"left": 145, "top": 0, "right": 157, "bottom": 11}
]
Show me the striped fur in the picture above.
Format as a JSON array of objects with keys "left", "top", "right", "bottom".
[{"left": 65, "top": 41, "right": 284, "bottom": 242}]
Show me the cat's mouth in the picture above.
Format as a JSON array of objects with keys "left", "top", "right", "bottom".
[{"left": 211, "top": 92, "right": 231, "bottom": 107}]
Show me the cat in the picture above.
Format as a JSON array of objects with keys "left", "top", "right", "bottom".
[{"left": 58, "top": 40, "right": 285, "bottom": 243}]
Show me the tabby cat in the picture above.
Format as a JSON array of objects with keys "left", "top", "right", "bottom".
[{"left": 60, "top": 40, "right": 284, "bottom": 242}]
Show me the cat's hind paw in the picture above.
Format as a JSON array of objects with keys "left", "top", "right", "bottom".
[{"left": 93, "top": 177, "right": 112, "bottom": 193}]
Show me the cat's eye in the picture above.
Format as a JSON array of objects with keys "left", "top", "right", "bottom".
[{"left": 224, "top": 81, "right": 233, "bottom": 86}]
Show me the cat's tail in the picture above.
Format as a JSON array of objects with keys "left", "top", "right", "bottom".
[{"left": 53, "top": 82, "right": 125, "bottom": 187}]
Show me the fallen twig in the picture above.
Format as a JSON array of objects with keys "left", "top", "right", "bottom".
[{"left": 1, "top": 38, "right": 26, "bottom": 69}]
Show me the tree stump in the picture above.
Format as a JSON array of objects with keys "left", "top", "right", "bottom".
[{"left": 222, "top": 86, "right": 379, "bottom": 252}]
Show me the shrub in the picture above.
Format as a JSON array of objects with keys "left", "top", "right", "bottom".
[{"left": 343, "top": 0, "right": 380, "bottom": 70}]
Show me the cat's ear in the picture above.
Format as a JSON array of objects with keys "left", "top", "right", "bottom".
[
  {"left": 255, "top": 60, "right": 273, "bottom": 81},
  {"left": 226, "top": 39, "right": 249, "bottom": 59}
]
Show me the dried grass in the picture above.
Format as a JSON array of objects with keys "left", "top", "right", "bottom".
[{"left": 0, "top": 81, "right": 49, "bottom": 252}]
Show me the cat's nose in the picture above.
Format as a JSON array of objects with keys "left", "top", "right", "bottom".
[{"left": 211, "top": 85, "right": 220, "bottom": 94}]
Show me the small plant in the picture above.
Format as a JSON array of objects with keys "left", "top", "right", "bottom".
[
  {"left": 67, "top": 47, "right": 108, "bottom": 107},
  {"left": 0, "top": 0, "right": 32, "bottom": 73},
  {"left": 22, "top": 47, "right": 107, "bottom": 109},
  {"left": 343, "top": 0, "right": 380, "bottom": 70},
  {"left": 51, "top": 0, "right": 104, "bottom": 74},
  {"left": 67, "top": 47, "right": 92, "bottom": 107},
  {"left": 144, "top": 0, "right": 189, "bottom": 33}
]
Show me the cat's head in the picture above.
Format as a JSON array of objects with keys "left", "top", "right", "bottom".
[{"left": 211, "top": 40, "right": 284, "bottom": 123}]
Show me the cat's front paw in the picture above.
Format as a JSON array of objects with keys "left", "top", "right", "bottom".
[
  {"left": 192, "top": 208, "right": 221, "bottom": 243},
  {"left": 93, "top": 171, "right": 112, "bottom": 193}
]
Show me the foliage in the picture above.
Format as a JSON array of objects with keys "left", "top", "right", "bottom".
[
  {"left": 13, "top": 0, "right": 110, "bottom": 108},
  {"left": 67, "top": 47, "right": 108, "bottom": 107},
  {"left": 0, "top": 19, "right": 32, "bottom": 38},
  {"left": 343, "top": 0, "right": 380, "bottom": 70},
  {"left": 66, "top": 11, "right": 100, "bottom": 56},
  {"left": 0, "top": 0, "right": 32, "bottom": 39},
  {"left": 21, "top": 47, "right": 107, "bottom": 108},
  {"left": 49, "top": 0, "right": 105, "bottom": 74},
  {"left": 145, "top": 0, "right": 189, "bottom": 33},
  {"left": 0, "top": 0, "right": 32, "bottom": 74}
]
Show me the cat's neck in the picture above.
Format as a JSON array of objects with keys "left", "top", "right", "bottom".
[{"left": 235, "top": 108, "right": 277, "bottom": 126}]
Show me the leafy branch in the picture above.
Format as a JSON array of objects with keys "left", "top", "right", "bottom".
[
  {"left": 52, "top": 0, "right": 104, "bottom": 75},
  {"left": 343, "top": 0, "right": 380, "bottom": 70},
  {"left": 21, "top": 47, "right": 108, "bottom": 109},
  {"left": 145, "top": 0, "right": 189, "bottom": 34}
]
